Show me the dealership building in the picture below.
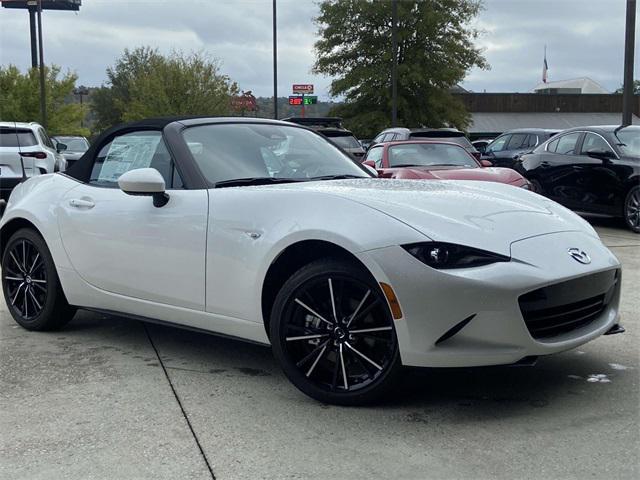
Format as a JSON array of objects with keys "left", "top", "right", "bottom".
[{"left": 456, "top": 77, "right": 640, "bottom": 139}]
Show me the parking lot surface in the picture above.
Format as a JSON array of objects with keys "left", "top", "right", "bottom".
[{"left": 1, "top": 220, "right": 638, "bottom": 480}]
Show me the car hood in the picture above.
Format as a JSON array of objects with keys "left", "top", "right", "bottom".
[
  {"left": 270, "top": 179, "right": 597, "bottom": 256},
  {"left": 389, "top": 166, "right": 523, "bottom": 183}
]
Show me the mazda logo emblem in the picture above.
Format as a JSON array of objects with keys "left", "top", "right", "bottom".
[{"left": 568, "top": 248, "right": 591, "bottom": 264}]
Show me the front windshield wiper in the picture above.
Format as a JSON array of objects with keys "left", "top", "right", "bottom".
[
  {"left": 308, "top": 174, "right": 367, "bottom": 181},
  {"left": 427, "top": 163, "right": 467, "bottom": 167},
  {"left": 214, "top": 177, "right": 305, "bottom": 188}
]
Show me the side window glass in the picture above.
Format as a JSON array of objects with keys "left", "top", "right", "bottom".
[
  {"left": 39, "top": 128, "right": 54, "bottom": 149},
  {"left": 373, "top": 134, "right": 385, "bottom": 144},
  {"left": 546, "top": 137, "right": 559, "bottom": 152},
  {"left": 366, "top": 147, "right": 384, "bottom": 168},
  {"left": 580, "top": 133, "right": 614, "bottom": 155},
  {"left": 487, "top": 135, "right": 509, "bottom": 153},
  {"left": 89, "top": 131, "right": 177, "bottom": 188},
  {"left": 555, "top": 132, "right": 581, "bottom": 155},
  {"left": 526, "top": 135, "right": 539, "bottom": 147},
  {"left": 381, "top": 133, "right": 394, "bottom": 142},
  {"left": 507, "top": 133, "right": 527, "bottom": 149}
]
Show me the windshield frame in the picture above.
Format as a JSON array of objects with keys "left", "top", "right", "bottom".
[{"left": 177, "top": 121, "right": 373, "bottom": 188}]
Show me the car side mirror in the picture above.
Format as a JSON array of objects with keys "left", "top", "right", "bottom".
[
  {"left": 480, "top": 160, "right": 493, "bottom": 167},
  {"left": 118, "top": 168, "right": 170, "bottom": 207},
  {"left": 56, "top": 142, "right": 67, "bottom": 153},
  {"left": 586, "top": 149, "right": 615, "bottom": 161}
]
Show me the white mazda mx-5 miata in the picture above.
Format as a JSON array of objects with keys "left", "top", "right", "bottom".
[{"left": 0, "top": 117, "right": 624, "bottom": 404}]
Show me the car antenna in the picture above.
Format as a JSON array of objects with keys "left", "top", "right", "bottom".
[{"left": 14, "top": 121, "right": 28, "bottom": 182}]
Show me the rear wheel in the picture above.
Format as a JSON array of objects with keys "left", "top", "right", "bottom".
[
  {"left": 270, "top": 259, "right": 401, "bottom": 405},
  {"left": 1, "top": 228, "right": 76, "bottom": 330},
  {"left": 624, "top": 186, "right": 640, "bottom": 233}
]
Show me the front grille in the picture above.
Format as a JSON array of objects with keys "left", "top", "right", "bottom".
[{"left": 519, "top": 269, "right": 618, "bottom": 340}]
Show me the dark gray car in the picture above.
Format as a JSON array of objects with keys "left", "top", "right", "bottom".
[{"left": 482, "top": 129, "right": 558, "bottom": 169}]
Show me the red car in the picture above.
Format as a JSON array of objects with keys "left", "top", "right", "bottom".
[{"left": 363, "top": 140, "right": 531, "bottom": 189}]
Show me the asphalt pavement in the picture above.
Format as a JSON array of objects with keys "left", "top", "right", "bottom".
[{"left": 1, "top": 219, "right": 638, "bottom": 480}]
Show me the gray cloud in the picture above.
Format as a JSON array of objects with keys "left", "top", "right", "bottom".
[{"left": 0, "top": 0, "right": 636, "bottom": 100}]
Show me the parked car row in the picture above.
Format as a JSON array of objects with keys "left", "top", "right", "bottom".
[
  {"left": 516, "top": 125, "right": 640, "bottom": 233},
  {"left": 361, "top": 124, "right": 639, "bottom": 233},
  {"left": 0, "top": 116, "right": 625, "bottom": 405}
]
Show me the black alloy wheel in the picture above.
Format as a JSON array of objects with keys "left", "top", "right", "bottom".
[
  {"left": 1, "top": 228, "right": 75, "bottom": 330},
  {"left": 3, "top": 237, "right": 48, "bottom": 320},
  {"left": 624, "top": 186, "right": 640, "bottom": 233},
  {"left": 271, "top": 259, "right": 401, "bottom": 405}
]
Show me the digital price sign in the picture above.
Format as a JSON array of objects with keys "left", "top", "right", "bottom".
[{"left": 289, "top": 96, "right": 317, "bottom": 106}]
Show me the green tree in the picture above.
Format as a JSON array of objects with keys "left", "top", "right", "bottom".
[
  {"left": 615, "top": 80, "right": 640, "bottom": 94},
  {"left": 313, "top": 0, "right": 488, "bottom": 138},
  {"left": 92, "top": 47, "right": 239, "bottom": 132},
  {"left": 0, "top": 64, "right": 88, "bottom": 135}
]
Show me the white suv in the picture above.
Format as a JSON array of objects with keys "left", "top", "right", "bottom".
[{"left": 0, "top": 122, "right": 67, "bottom": 200}]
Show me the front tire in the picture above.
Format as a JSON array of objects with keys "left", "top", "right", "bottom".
[
  {"left": 1, "top": 228, "right": 76, "bottom": 330},
  {"left": 270, "top": 259, "right": 401, "bottom": 405},
  {"left": 623, "top": 185, "right": 640, "bottom": 233}
]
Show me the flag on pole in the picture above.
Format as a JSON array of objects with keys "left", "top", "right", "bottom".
[{"left": 542, "top": 46, "right": 549, "bottom": 83}]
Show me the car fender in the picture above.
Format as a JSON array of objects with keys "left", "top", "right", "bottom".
[
  {"left": 204, "top": 187, "right": 429, "bottom": 323},
  {"left": 0, "top": 174, "right": 80, "bottom": 273}
]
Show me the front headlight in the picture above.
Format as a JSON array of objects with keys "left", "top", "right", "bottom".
[{"left": 402, "top": 242, "right": 510, "bottom": 269}]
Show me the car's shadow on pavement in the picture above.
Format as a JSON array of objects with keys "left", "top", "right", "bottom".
[{"left": 62, "top": 312, "right": 626, "bottom": 419}]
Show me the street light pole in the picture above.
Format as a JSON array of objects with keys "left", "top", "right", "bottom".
[
  {"left": 622, "top": 0, "right": 636, "bottom": 126},
  {"left": 272, "top": 0, "right": 278, "bottom": 120},
  {"left": 37, "top": 0, "right": 46, "bottom": 128},
  {"left": 391, "top": 0, "right": 398, "bottom": 127},
  {"left": 28, "top": 4, "right": 37, "bottom": 68}
]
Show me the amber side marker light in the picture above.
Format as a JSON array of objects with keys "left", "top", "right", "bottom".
[{"left": 379, "top": 282, "right": 403, "bottom": 320}]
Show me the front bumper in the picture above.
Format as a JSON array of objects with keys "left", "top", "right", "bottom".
[{"left": 359, "top": 231, "right": 621, "bottom": 368}]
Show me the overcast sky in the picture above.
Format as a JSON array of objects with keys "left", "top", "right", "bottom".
[{"left": 0, "top": 0, "right": 637, "bottom": 99}]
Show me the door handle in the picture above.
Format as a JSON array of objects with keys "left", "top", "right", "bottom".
[
  {"left": 540, "top": 161, "right": 551, "bottom": 168},
  {"left": 69, "top": 198, "right": 95, "bottom": 209}
]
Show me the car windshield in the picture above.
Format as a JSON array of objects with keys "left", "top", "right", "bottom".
[
  {"left": 614, "top": 127, "right": 640, "bottom": 157},
  {"left": 388, "top": 143, "right": 478, "bottom": 168},
  {"left": 56, "top": 137, "right": 89, "bottom": 152},
  {"left": 326, "top": 134, "right": 361, "bottom": 149},
  {"left": 182, "top": 123, "right": 370, "bottom": 186}
]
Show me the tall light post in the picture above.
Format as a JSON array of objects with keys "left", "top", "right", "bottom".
[
  {"left": 74, "top": 85, "right": 89, "bottom": 128},
  {"left": 36, "top": 0, "right": 46, "bottom": 128},
  {"left": 622, "top": 0, "right": 636, "bottom": 126},
  {"left": 0, "top": 1, "right": 82, "bottom": 127},
  {"left": 272, "top": 0, "right": 278, "bottom": 119},
  {"left": 391, "top": 0, "right": 398, "bottom": 127}
]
